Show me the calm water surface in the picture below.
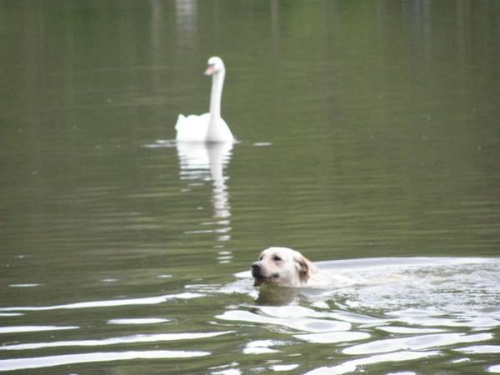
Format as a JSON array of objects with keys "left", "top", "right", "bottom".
[{"left": 1, "top": 1, "right": 499, "bottom": 374}]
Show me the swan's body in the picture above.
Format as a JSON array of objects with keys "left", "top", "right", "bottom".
[{"left": 176, "top": 57, "right": 234, "bottom": 143}]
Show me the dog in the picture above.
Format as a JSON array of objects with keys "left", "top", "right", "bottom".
[{"left": 251, "top": 247, "right": 322, "bottom": 287}]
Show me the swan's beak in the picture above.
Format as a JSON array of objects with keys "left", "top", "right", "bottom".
[{"left": 204, "top": 65, "right": 215, "bottom": 76}]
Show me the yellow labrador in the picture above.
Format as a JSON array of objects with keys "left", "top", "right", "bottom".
[{"left": 251, "top": 247, "right": 320, "bottom": 287}]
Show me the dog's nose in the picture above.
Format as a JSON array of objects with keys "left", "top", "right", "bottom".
[
  {"left": 251, "top": 262, "right": 261, "bottom": 271},
  {"left": 251, "top": 262, "right": 262, "bottom": 278},
  {"left": 251, "top": 262, "right": 262, "bottom": 277}
]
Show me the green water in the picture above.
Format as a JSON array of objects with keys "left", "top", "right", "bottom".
[{"left": 1, "top": 1, "right": 499, "bottom": 374}]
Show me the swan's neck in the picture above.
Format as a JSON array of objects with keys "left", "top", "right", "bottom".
[{"left": 209, "top": 70, "right": 224, "bottom": 121}]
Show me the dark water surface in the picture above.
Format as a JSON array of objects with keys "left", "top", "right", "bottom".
[{"left": 1, "top": 1, "right": 499, "bottom": 374}]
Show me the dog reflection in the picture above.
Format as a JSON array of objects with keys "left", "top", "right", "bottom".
[{"left": 255, "top": 285, "right": 301, "bottom": 305}]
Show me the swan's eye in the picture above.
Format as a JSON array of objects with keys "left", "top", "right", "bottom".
[{"left": 273, "top": 256, "right": 282, "bottom": 262}]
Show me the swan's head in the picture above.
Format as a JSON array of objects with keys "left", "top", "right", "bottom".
[{"left": 204, "top": 56, "right": 225, "bottom": 76}]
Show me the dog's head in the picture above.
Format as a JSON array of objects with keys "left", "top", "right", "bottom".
[{"left": 251, "top": 247, "right": 317, "bottom": 287}]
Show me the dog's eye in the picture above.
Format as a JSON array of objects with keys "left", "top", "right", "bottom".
[
  {"left": 259, "top": 256, "right": 263, "bottom": 261},
  {"left": 273, "top": 256, "right": 282, "bottom": 262}
]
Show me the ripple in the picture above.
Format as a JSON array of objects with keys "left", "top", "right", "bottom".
[
  {"left": 144, "top": 139, "right": 177, "bottom": 148},
  {"left": 387, "top": 309, "right": 500, "bottom": 329},
  {"left": 217, "top": 310, "right": 350, "bottom": 333},
  {"left": 304, "top": 351, "right": 441, "bottom": 375},
  {"left": 489, "top": 365, "right": 500, "bottom": 373},
  {"left": 0, "top": 326, "right": 78, "bottom": 334},
  {"left": 328, "top": 311, "right": 389, "bottom": 325},
  {"left": 455, "top": 345, "right": 500, "bottom": 354},
  {"left": 378, "top": 326, "right": 447, "bottom": 334},
  {"left": 336, "top": 259, "right": 500, "bottom": 314},
  {"left": 342, "top": 333, "right": 492, "bottom": 355},
  {"left": 243, "top": 340, "right": 283, "bottom": 354},
  {"left": 0, "top": 331, "right": 231, "bottom": 351},
  {"left": 257, "top": 305, "right": 385, "bottom": 326},
  {"left": 253, "top": 142, "right": 272, "bottom": 147},
  {"left": 0, "top": 292, "right": 203, "bottom": 312},
  {"left": 0, "top": 350, "right": 210, "bottom": 372},
  {"left": 9, "top": 283, "right": 41, "bottom": 288},
  {"left": 101, "top": 278, "right": 119, "bottom": 283},
  {"left": 211, "top": 368, "right": 242, "bottom": 375},
  {"left": 295, "top": 331, "right": 370, "bottom": 344},
  {"left": 107, "top": 318, "right": 170, "bottom": 325},
  {"left": 270, "top": 364, "right": 300, "bottom": 371}
]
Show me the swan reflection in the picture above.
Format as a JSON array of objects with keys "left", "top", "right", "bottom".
[{"left": 177, "top": 141, "right": 233, "bottom": 245}]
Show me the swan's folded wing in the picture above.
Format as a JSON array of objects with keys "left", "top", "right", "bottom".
[{"left": 175, "top": 113, "right": 210, "bottom": 142}]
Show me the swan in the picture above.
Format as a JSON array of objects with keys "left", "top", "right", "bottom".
[{"left": 175, "top": 57, "right": 235, "bottom": 143}]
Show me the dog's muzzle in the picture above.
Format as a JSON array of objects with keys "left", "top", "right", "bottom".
[
  {"left": 251, "top": 262, "right": 263, "bottom": 278},
  {"left": 251, "top": 262, "right": 279, "bottom": 282}
]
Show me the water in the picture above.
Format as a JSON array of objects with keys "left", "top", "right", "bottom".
[{"left": 1, "top": 1, "right": 499, "bottom": 374}]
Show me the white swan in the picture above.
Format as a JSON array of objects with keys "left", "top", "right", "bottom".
[{"left": 175, "top": 57, "right": 235, "bottom": 143}]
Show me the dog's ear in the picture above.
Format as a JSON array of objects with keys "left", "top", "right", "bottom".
[{"left": 294, "top": 253, "right": 317, "bottom": 283}]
